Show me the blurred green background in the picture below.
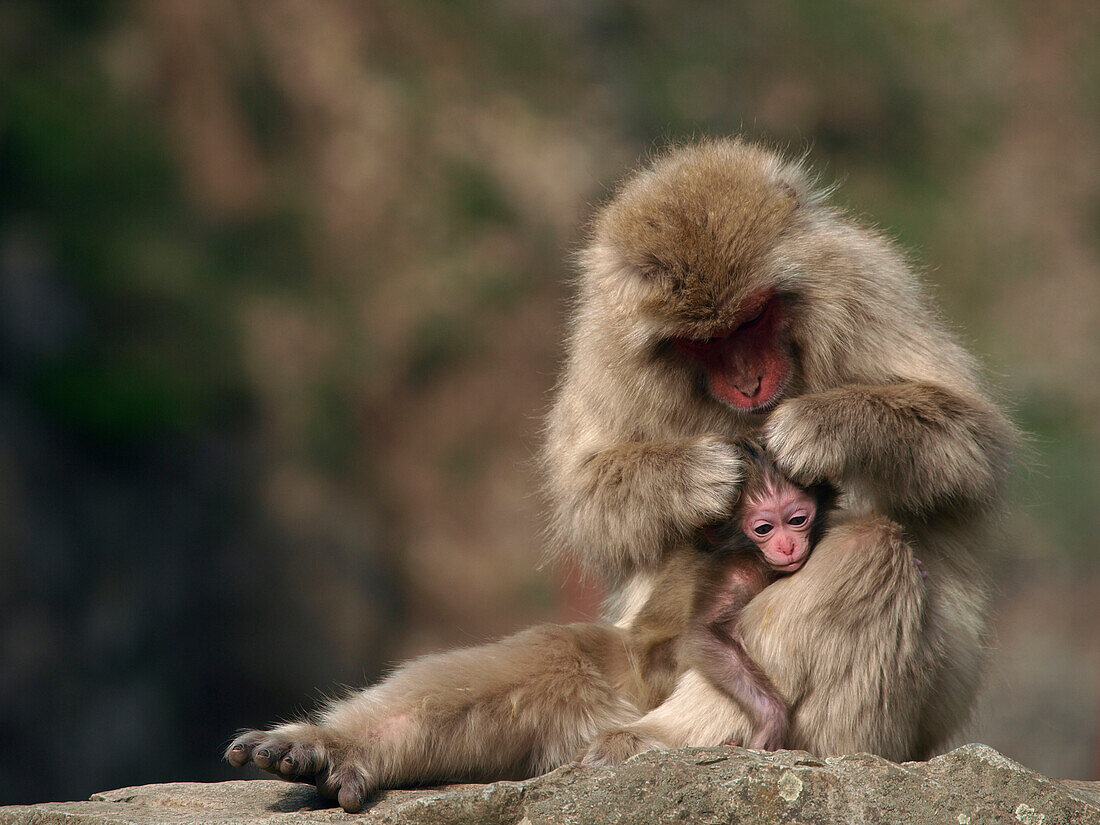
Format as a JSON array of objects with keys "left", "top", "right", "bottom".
[{"left": 1, "top": 0, "right": 1098, "bottom": 805}]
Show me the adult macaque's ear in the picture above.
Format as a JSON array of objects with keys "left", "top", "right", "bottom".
[
  {"left": 779, "top": 180, "right": 801, "bottom": 208},
  {"left": 631, "top": 251, "right": 669, "bottom": 283}
]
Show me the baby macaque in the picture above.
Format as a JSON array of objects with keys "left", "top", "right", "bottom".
[
  {"left": 685, "top": 441, "right": 832, "bottom": 750},
  {"left": 601, "top": 440, "right": 834, "bottom": 764}
]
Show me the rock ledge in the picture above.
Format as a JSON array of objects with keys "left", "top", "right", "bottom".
[{"left": 3, "top": 744, "right": 1099, "bottom": 824}]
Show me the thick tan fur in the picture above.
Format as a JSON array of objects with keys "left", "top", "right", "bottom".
[
  {"left": 227, "top": 139, "right": 1013, "bottom": 809},
  {"left": 545, "top": 137, "right": 1013, "bottom": 763},
  {"left": 227, "top": 623, "right": 649, "bottom": 810},
  {"left": 584, "top": 514, "right": 928, "bottom": 763}
]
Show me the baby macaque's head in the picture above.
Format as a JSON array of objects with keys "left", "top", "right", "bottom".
[
  {"left": 740, "top": 476, "right": 817, "bottom": 572},
  {"left": 733, "top": 439, "right": 831, "bottom": 573}
]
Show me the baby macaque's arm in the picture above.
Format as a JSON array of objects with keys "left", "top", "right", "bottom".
[{"left": 686, "top": 558, "right": 787, "bottom": 751}]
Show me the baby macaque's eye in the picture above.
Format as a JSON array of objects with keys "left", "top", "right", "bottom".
[
  {"left": 753, "top": 523, "right": 773, "bottom": 536},
  {"left": 788, "top": 515, "right": 807, "bottom": 526}
]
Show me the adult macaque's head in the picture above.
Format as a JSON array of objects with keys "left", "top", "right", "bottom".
[{"left": 585, "top": 139, "right": 816, "bottom": 413}]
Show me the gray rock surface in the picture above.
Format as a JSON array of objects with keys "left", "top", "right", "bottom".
[{"left": 3, "top": 744, "right": 1099, "bottom": 825}]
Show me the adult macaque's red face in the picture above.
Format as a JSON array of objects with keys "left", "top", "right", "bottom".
[{"left": 671, "top": 291, "right": 790, "bottom": 411}]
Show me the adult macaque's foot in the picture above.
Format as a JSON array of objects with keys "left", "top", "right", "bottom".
[
  {"left": 225, "top": 723, "right": 375, "bottom": 813},
  {"left": 581, "top": 728, "right": 654, "bottom": 767}
]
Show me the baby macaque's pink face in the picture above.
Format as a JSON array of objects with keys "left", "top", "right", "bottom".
[{"left": 740, "top": 481, "right": 817, "bottom": 573}]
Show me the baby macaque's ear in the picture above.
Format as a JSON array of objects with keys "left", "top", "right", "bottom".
[{"left": 697, "top": 521, "right": 741, "bottom": 553}]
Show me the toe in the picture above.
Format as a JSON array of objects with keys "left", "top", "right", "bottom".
[
  {"left": 337, "top": 776, "right": 367, "bottom": 814},
  {"left": 279, "top": 743, "right": 320, "bottom": 780},
  {"left": 252, "top": 738, "right": 291, "bottom": 772},
  {"left": 225, "top": 731, "right": 265, "bottom": 768}
]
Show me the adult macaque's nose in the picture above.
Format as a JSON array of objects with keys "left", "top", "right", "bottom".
[{"left": 734, "top": 374, "right": 762, "bottom": 396}]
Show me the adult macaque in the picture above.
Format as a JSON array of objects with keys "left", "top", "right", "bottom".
[
  {"left": 545, "top": 137, "right": 1013, "bottom": 762},
  {"left": 227, "top": 139, "right": 1013, "bottom": 809}
]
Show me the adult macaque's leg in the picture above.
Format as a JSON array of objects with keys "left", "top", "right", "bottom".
[{"left": 227, "top": 624, "right": 641, "bottom": 812}]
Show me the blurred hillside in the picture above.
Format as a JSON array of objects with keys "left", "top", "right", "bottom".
[{"left": 1, "top": 0, "right": 1098, "bottom": 804}]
